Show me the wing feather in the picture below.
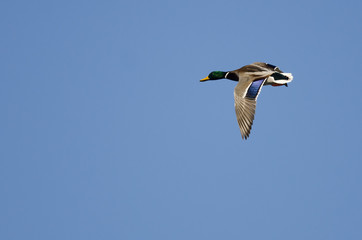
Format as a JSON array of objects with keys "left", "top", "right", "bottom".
[
  {"left": 251, "top": 62, "right": 283, "bottom": 73},
  {"left": 234, "top": 78, "right": 266, "bottom": 139}
]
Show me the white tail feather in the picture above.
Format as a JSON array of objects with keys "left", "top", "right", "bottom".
[{"left": 266, "top": 73, "right": 293, "bottom": 84}]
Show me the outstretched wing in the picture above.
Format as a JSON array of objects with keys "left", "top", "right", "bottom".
[
  {"left": 252, "top": 62, "right": 283, "bottom": 73},
  {"left": 234, "top": 78, "right": 267, "bottom": 139}
]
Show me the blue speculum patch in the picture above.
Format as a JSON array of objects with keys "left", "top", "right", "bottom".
[{"left": 246, "top": 79, "right": 265, "bottom": 99}]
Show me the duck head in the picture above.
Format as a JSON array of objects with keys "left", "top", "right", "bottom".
[{"left": 200, "top": 71, "right": 227, "bottom": 81}]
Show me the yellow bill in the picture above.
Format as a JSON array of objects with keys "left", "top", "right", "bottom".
[{"left": 200, "top": 76, "right": 210, "bottom": 82}]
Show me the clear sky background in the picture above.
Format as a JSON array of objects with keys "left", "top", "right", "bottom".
[{"left": 1, "top": 0, "right": 362, "bottom": 239}]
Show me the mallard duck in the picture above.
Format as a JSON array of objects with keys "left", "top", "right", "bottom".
[{"left": 200, "top": 62, "right": 293, "bottom": 139}]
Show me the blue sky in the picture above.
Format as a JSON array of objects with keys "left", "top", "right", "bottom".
[{"left": 1, "top": 0, "right": 362, "bottom": 239}]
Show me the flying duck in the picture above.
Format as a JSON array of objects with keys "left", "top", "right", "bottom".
[{"left": 200, "top": 62, "right": 293, "bottom": 140}]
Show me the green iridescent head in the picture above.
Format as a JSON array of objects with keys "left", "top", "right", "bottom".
[{"left": 200, "top": 71, "right": 227, "bottom": 81}]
